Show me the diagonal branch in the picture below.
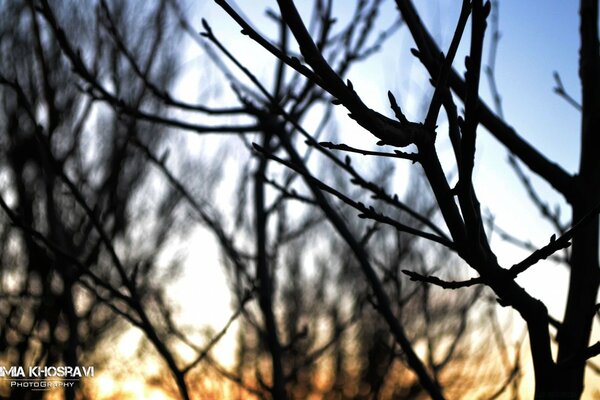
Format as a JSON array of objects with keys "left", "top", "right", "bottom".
[
  {"left": 253, "top": 144, "right": 455, "bottom": 249},
  {"left": 275, "top": 131, "right": 446, "bottom": 400},
  {"left": 394, "top": 0, "right": 574, "bottom": 200},
  {"left": 509, "top": 201, "right": 600, "bottom": 277}
]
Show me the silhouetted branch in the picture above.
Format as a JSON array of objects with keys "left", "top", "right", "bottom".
[
  {"left": 37, "top": 2, "right": 256, "bottom": 136},
  {"left": 553, "top": 71, "right": 582, "bottom": 111},
  {"left": 0, "top": 194, "right": 138, "bottom": 318},
  {"left": 508, "top": 155, "right": 567, "bottom": 234},
  {"left": 402, "top": 269, "right": 483, "bottom": 289},
  {"left": 509, "top": 201, "right": 600, "bottom": 277},
  {"left": 394, "top": 0, "right": 574, "bottom": 200},
  {"left": 182, "top": 293, "right": 253, "bottom": 374},
  {"left": 99, "top": 0, "right": 246, "bottom": 116},
  {"left": 253, "top": 143, "right": 455, "bottom": 249},
  {"left": 319, "top": 141, "right": 418, "bottom": 161},
  {"left": 131, "top": 137, "right": 254, "bottom": 283},
  {"left": 275, "top": 132, "right": 446, "bottom": 400},
  {"left": 490, "top": 218, "right": 569, "bottom": 265},
  {"left": 263, "top": 176, "right": 318, "bottom": 207},
  {"left": 484, "top": 0, "right": 504, "bottom": 119},
  {"left": 559, "top": 341, "right": 600, "bottom": 369},
  {"left": 424, "top": 0, "right": 471, "bottom": 128},
  {"left": 487, "top": 341, "right": 523, "bottom": 400},
  {"left": 204, "top": 355, "right": 265, "bottom": 398}
]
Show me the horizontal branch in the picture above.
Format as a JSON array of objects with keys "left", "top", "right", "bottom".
[
  {"left": 402, "top": 270, "right": 483, "bottom": 289},
  {"left": 89, "top": 93, "right": 260, "bottom": 135},
  {"left": 319, "top": 141, "right": 418, "bottom": 161}
]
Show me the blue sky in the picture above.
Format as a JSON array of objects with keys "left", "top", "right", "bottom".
[{"left": 489, "top": 0, "right": 580, "bottom": 171}]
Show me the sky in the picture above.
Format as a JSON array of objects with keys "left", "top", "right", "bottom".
[
  {"left": 105, "top": 0, "right": 598, "bottom": 397},
  {"left": 487, "top": 0, "right": 580, "bottom": 171}
]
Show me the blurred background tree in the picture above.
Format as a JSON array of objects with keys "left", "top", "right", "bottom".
[{"left": 0, "top": 1, "right": 201, "bottom": 398}]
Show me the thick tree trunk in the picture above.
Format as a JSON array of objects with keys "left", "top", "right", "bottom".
[
  {"left": 254, "top": 134, "right": 288, "bottom": 400},
  {"left": 554, "top": 0, "right": 600, "bottom": 398}
]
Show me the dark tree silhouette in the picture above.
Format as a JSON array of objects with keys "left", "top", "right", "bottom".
[
  {"left": 168, "top": 2, "right": 492, "bottom": 398},
  {"left": 3, "top": 0, "right": 599, "bottom": 399},
  {"left": 0, "top": 1, "right": 199, "bottom": 399}
]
